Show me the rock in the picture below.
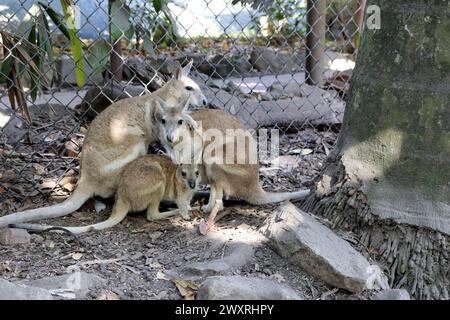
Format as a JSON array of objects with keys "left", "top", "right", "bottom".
[
  {"left": 197, "top": 54, "right": 254, "bottom": 79},
  {"left": 260, "top": 203, "right": 372, "bottom": 293},
  {"left": 56, "top": 54, "right": 103, "bottom": 87},
  {"left": 197, "top": 276, "right": 303, "bottom": 300},
  {"left": 0, "top": 116, "right": 26, "bottom": 145},
  {"left": 373, "top": 289, "right": 411, "bottom": 300},
  {"left": 145, "top": 57, "right": 180, "bottom": 75},
  {"left": 267, "top": 82, "right": 333, "bottom": 101},
  {"left": 0, "top": 279, "right": 55, "bottom": 300},
  {"left": 122, "top": 57, "right": 166, "bottom": 91},
  {"left": 22, "top": 272, "right": 106, "bottom": 299},
  {"left": 78, "top": 83, "right": 149, "bottom": 118},
  {"left": 175, "top": 53, "right": 207, "bottom": 68},
  {"left": 0, "top": 228, "right": 31, "bottom": 245},
  {"left": 182, "top": 243, "right": 254, "bottom": 277},
  {"left": 250, "top": 46, "right": 303, "bottom": 74}
]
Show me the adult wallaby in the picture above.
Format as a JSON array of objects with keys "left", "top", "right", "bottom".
[
  {"left": 0, "top": 61, "right": 206, "bottom": 228},
  {"left": 159, "top": 109, "right": 311, "bottom": 213}
]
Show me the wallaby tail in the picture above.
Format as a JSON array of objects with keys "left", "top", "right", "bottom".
[
  {"left": 246, "top": 188, "right": 310, "bottom": 205},
  {"left": 0, "top": 183, "right": 92, "bottom": 228},
  {"left": 10, "top": 197, "right": 130, "bottom": 235}
]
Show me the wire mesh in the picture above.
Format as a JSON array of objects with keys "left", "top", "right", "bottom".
[{"left": 0, "top": 0, "right": 360, "bottom": 210}]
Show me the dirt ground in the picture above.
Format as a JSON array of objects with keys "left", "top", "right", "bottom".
[{"left": 0, "top": 111, "right": 375, "bottom": 300}]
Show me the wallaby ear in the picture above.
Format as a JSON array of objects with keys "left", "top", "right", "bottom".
[
  {"left": 154, "top": 96, "right": 166, "bottom": 115},
  {"left": 182, "top": 59, "right": 193, "bottom": 75},
  {"left": 174, "top": 63, "right": 183, "bottom": 80}
]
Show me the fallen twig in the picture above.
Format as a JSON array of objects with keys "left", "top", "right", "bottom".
[{"left": 198, "top": 199, "right": 222, "bottom": 235}]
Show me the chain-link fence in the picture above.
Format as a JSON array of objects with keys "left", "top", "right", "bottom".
[{"left": 0, "top": 0, "right": 362, "bottom": 211}]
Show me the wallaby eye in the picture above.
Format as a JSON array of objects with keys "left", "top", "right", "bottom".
[
  {"left": 178, "top": 119, "right": 184, "bottom": 125},
  {"left": 195, "top": 170, "right": 199, "bottom": 176},
  {"left": 181, "top": 171, "right": 187, "bottom": 178},
  {"left": 185, "top": 86, "right": 193, "bottom": 91},
  {"left": 161, "top": 118, "right": 166, "bottom": 125}
]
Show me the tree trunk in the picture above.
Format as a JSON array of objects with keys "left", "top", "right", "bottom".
[{"left": 301, "top": 0, "right": 450, "bottom": 299}]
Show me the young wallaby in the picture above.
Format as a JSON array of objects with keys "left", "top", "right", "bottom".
[
  {"left": 12, "top": 155, "right": 200, "bottom": 234},
  {"left": 0, "top": 61, "right": 206, "bottom": 228},
  {"left": 158, "top": 109, "right": 311, "bottom": 213}
]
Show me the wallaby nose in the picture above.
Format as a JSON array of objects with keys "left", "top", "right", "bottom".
[
  {"left": 188, "top": 180, "right": 196, "bottom": 189},
  {"left": 167, "top": 135, "right": 173, "bottom": 143}
]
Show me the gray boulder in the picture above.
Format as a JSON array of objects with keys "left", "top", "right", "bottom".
[
  {"left": 197, "top": 276, "right": 303, "bottom": 300},
  {"left": 0, "top": 279, "right": 55, "bottom": 300},
  {"left": 22, "top": 271, "right": 106, "bottom": 299},
  {"left": 260, "top": 203, "right": 372, "bottom": 293}
]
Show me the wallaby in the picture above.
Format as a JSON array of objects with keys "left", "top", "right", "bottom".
[
  {"left": 0, "top": 61, "right": 206, "bottom": 228},
  {"left": 158, "top": 109, "right": 311, "bottom": 213},
  {"left": 12, "top": 155, "right": 200, "bottom": 234}
]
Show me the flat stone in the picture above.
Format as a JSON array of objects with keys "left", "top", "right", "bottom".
[
  {"left": 197, "top": 276, "right": 303, "bottom": 300},
  {"left": 373, "top": 289, "right": 410, "bottom": 300},
  {"left": 0, "top": 279, "right": 55, "bottom": 300},
  {"left": 0, "top": 228, "right": 31, "bottom": 245},
  {"left": 22, "top": 272, "right": 106, "bottom": 299},
  {"left": 182, "top": 243, "right": 254, "bottom": 277},
  {"left": 260, "top": 203, "right": 372, "bottom": 293}
]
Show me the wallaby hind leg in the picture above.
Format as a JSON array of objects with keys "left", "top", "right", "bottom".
[
  {"left": 201, "top": 184, "right": 224, "bottom": 213},
  {"left": 146, "top": 203, "right": 181, "bottom": 221}
]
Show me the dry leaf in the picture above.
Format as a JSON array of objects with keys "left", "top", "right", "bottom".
[
  {"left": 63, "top": 182, "right": 76, "bottom": 192},
  {"left": 173, "top": 278, "right": 199, "bottom": 300},
  {"left": 32, "top": 163, "right": 45, "bottom": 175},
  {"left": 71, "top": 252, "right": 83, "bottom": 260},
  {"left": 65, "top": 140, "right": 80, "bottom": 158}
]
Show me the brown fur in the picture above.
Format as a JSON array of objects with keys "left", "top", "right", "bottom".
[
  {"left": 10, "top": 155, "right": 200, "bottom": 234},
  {"left": 159, "top": 109, "right": 310, "bottom": 212},
  {"left": 0, "top": 62, "right": 206, "bottom": 228}
]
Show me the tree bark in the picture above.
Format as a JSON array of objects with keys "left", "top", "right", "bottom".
[{"left": 301, "top": 0, "right": 450, "bottom": 299}]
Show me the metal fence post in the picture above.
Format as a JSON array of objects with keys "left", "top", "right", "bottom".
[{"left": 305, "top": 0, "right": 326, "bottom": 86}]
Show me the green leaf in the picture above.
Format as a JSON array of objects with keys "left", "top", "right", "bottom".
[
  {"left": 87, "top": 40, "right": 110, "bottom": 74},
  {"left": 17, "top": 11, "right": 35, "bottom": 40},
  {"left": 0, "top": 53, "right": 13, "bottom": 84},
  {"left": 110, "top": 0, "right": 131, "bottom": 41},
  {"left": 153, "top": 0, "right": 163, "bottom": 13},
  {"left": 60, "top": 0, "right": 85, "bottom": 87},
  {"left": 124, "top": 24, "right": 135, "bottom": 41},
  {"left": 38, "top": 1, "right": 70, "bottom": 39}
]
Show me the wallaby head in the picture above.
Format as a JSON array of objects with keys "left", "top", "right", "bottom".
[
  {"left": 165, "top": 60, "right": 207, "bottom": 108},
  {"left": 176, "top": 163, "right": 200, "bottom": 190},
  {"left": 154, "top": 96, "right": 193, "bottom": 146}
]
